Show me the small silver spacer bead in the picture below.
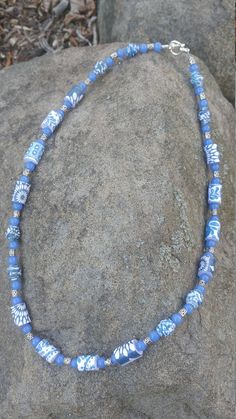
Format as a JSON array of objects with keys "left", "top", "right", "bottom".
[
  {"left": 105, "top": 358, "right": 112, "bottom": 366},
  {"left": 212, "top": 209, "right": 218, "bottom": 215},
  {"left": 23, "top": 169, "right": 30, "bottom": 176},
  {"left": 40, "top": 133, "right": 48, "bottom": 141},
  {"left": 64, "top": 357, "right": 71, "bottom": 365},
  {"left": 84, "top": 78, "right": 91, "bottom": 85},
  {"left": 147, "top": 43, "right": 154, "bottom": 50},
  {"left": 208, "top": 247, "right": 215, "bottom": 253},
  {"left": 179, "top": 308, "right": 187, "bottom": 317},
  {"left": 11, "top": 290, "right": 20, "bottom": 297},
  {"left": 204, "top": 132, "right": 211, "bottom": 139},
  {"left": 13, "top": 210, "right": 20, "bottom": 218},
  {"left": 199, "top": 92, "right": 206, "bottom": 100},
  {"left": 213, "top": 171, "right": 220, "bottom": 177},
  {"left": 61, "top": 104, "right": 69, "bottom": 112},
  {"left": 143, "top": 336, "right": 152, "bottom": 345},
  {"left": 199, "top": 279, "right": 206, "bottom": 286},
  {"left": 111, "top": 52, "right": 117, "bottom": 59},
  {"left": 25, "top": 332, "right": 33, "bottom": 341},
  {"left": 9, "top": 249, "right": 15, "bottom": 256},
  {"left": 189, "top": 55, "right": 196, "bottom": 64}
]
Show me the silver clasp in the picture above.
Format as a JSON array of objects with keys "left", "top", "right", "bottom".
[{"left": 163, "top": 40, "right": 190, "bottom": 56}]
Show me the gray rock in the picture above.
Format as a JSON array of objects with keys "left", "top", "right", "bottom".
[
  {"left": 97, "top": 0, "right": 235, "bottom": 105},
  {"left": 0, "top": 44, "right": 235, "bottom": 418}
]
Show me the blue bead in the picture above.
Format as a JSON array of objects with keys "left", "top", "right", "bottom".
[
  {"left": 9, "top": 217, "right": 20, "bottom": 226},
  {"left": 201, "top": 123, "right": 211, "bottom": 133},
  {"left": 70, "top": 358, "right": 78, "bottom": 368},
  {"left": 210, "top": 163, "right": 220, "bottom": 172},
  {"left": 117, "top": 48, "right": 125, "bottom": 59},
  {"left": 184, "top": 303, "right": 194, "bottom": 314},
  {"left": 208, "top": 177, "right": 222, "bottom": 209},
  {"left": 198, "top": 99, "right": 208, "bottom": 109},
  {"left": 135, "top": 340, "right": 147, "bottom": 351},
  {"left": 20, "top": 175, "right": 30, "bottom": 183},
  {"left": 97, "top": 356, "right": 106, "bottom": 369},
  {"left": 198, "top": 252, "right": 216, "bottom": 282},
  {"left": 156, "top": 318, "right": 176, "bottom": 337},
  {"left": 24, "top": 140, "right": 45, "bottom": 166},
  {"left": 11, "top": 296, "right": 23, "bottom": 305},
  {"left": 11, "top": 280, "right": 22, "bottom": 290},
  {"left": 105, "top": 56, "right": 115, "bottom": 67},
  {"left": 194, "top": 86, "right": 204, "bottom": 95},
  {"left": 21, "top": 323, "right": 32, "bottom": 334},
  {"left": 125, "top": 43, "right": 139, "bottom": 57},
  {"left": 139, "top": 43, "right": 148, "bottom": 53},
  {"left": 191, "top": 72, "right": 203, "bottom": 87},
  {"left": 12, "top": 202, "right": 23, "bottom": 211},
  {"left": 195, "top": 284, "right": 206, "bottom": 295},
  {"left": 41, "top": 109, "right": 64, "bottom": 136},
  {"left": 205, "top": 215, "right": 221, "bottom": 247},
  {"left": 8, "top": 256, "right": 18, "bottom": 265},
  {"left": 186, "top": 290, "right": 203, "bottom": 308},
  {"left": 94, "top": 60, "right": 108, "bottom": 76},
  {"left": 189, "top": 63, "right": 199, "bottom": 73},
  {"left": 203, "top": 139, "right": 213, "bottom": 147},
  {"left": 154, "top": 42, "right": 162, "bottom": 52},
  {"left": 8, "top": 240, "right": 20, "bottom": 249},
  {"left": 7, "top": 265, "right": 21, "bottom": 279},
  {"left": 149, "top": 329, "right": 161, "bottom": 343},
  {"left": 6, "top": 224, "right": 20, "bottom": 241},
  {"left": 12, "top": 179, "right": 31, "bottom": 206},
  {"left": 24, "top": 161, "right": 36, "bottom": 171},
  {"left": 88, "top": 71, "right": 97, "bottom": 82},
  {"left": 55, "top": 354, "right": 65, "bottom": 366},
  {"left": 171, "top": 313, "right": 183, "bottom": 325},
  {"left": 111, "top": 353, "right": 118, "bottom": 365},
  {"left": 32, "top": 336, "right": 41, "bottom": 347},
  {"left": 198, "top": 108, "right": 211, "bottom": 125}
]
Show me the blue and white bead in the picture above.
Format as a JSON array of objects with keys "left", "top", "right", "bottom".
[
  {"left": 35, "top": 339, "right": 60, "bottom": 363},
  {"left": 208, "top": 177, "right": 222, "bottom": 209},
  {"left": 198, "top": 108, "right": 211, "bottom": 125},
  {"left": 24, "top": 140, "right": 45, "bottom": 166},
  {"left": 205, "top": 215, "right": 221, "bottom": 247},
  {"left": 190, "top": 71, "right": 203, "bottom": 87},
  {"left": 41, "top": 109, "right": 64, "bottom": 137},
  {"left": 7, "top": 265, "right": 21, "bottom": 280},
  {"left": 155, "top": 318, "right": 176, "bottom": 337},
  {"left": 64, "top": 84, "right": 85, "bottom": 109},
  {"left": 111, "top": 339, "right": 143, "bottom": 366},
  {"left": 186, "top": 290, "right": 203, "bottom": 308},
  {"left": 12, "top": 179, "right": 31, "bottom": 205},
  {"left": 126, "top": 43, "right": 139, "bottom": 57},
  {"left": 6, "top": 225, "right": 20, "bottom": 241},
  {"left": 204, "top": 143, "right": 220, "bottom": 166},
  {"left": 94, "top": 61, "right": 108, "bottom": 76},
  {"left": 198, "top": 252, "right": 216, "bottom": 282},
  {"left": 76, "top": 355, "right": 99, "bottom": 371},
  {"left": 11, "top": 302, "right": 31, "bottom": 326}
]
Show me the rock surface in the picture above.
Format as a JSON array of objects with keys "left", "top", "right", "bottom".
[
  {"left": 0, "top": 44, "right": 235, "bottom": 418},
  {"left": 97, "top": 0, "right": 235, "bottom": 105}
]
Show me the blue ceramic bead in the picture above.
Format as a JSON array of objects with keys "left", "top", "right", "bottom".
[
  {"left": 154, "top": 42, "right": 162, "bottom": 52},
  {"left": 135, "top": 340, "right": 147, "bottom": 351},
  {"left": 149, "top": 329, "right": 161, "bottom": 343},
  {"left": 205, "top": 215, "right": 221, "bottom": 247},
  {"left": 32, "top": 336, "right": 41, "bottom": 347},
  {"left": 195, "top": 284, "right": 206, "bottom": 295},
  {"left": 186, "top": 290, "right": 203, "bottom": 308},
  {"left": 139, "top": 43, "right": 148, "bottom": 53},
  {"left": 35, "top": 339, "right": 60, "bottom": 363},
  {"left": 194, "top": 86, "right": 204, "bottom": 95},
  {"left": 190, "top": 71, "right": 203, "bottom": 87},
  {"left": 94, "top": 60, "right": 108, "bottom": 76},
  {"left": 24, "top": 140, "right": 45, "bottom": 166},
  {"left": 97, "top": 356, "right": 106, "bottom": 369},
  {"left": 88, "top": 71, "right": 97, "bottom": 82},
  {"left": 11, "top": 301, "right": 31, "bottom": 326},
  {"left": 189, "top": 63, "right": 199, "bottom": 72},
  {"left": 8, "top": 240, "right": 20, "bottom": 249},
  {"left": 204, "top": 143, "right": 220, "bottom": 169},
  {"left": 21, "top": 323, "right": 32, "bottom": 334},
  {"left": 55, "top": 354, "right": 65, "bottom": 366},
  {"left": 198, "top": 252, "right": 216, "bottom": 282},
  {"left": 198, "top": 99, "right": 208, "bottom": 109},
  {"left": 171, "top": 313, "right": 183, "bottom": 325},
  {"left": 12, "top": 179, "right": 31, "bottom": 206},
  {"left": 6, "top": 224, "right": 20, "bottom": 241},
  {"left": 184, "top": 303, "right": 194, "bottom": 314},
  {"left": 41, "top": 109, "right": 64, "bottom": 136},
  {"left": 8, "top": 256, "right": 18, "bottom": 265},
  {"left": 125, "top": 43, "right": 139, "bottom": 57},
  {"left": 117, "top": 48, "right": 125, "bottom": 59},
  {"left": 105, "top": 56, "right": 115, "bottom": 67},
  {"left": 76, "top": 355, "right": 99, "bottom": 371},
  {"left": 24, "top": 161, "right": 36, "bottom": 171},
  {"left": 70, "top": 358, "right": 78, "bottom": 368},
  {"left": 7, "top": 265, "right": 21, "bottom": 280},
  {"left": 208, "top": 177, "right": 222, "bottom": 209},
  {"left": 11, "top": 280, "right": 22, "bottom": 290},
  {"left": 156, "top": 319, "right": 176, "bottom": 337},
  {"left": 12, "top": 202, "right": 23, "bottom": 211},
  {"left": 9, "top": 217, "right": 20, "bottom": 226},
  {"left": 112, "top": 339, "right": 143, "bottom": 366},
  {"left": 198, "top": 108, "right": 211, "bottom": 125},
  {"left": 64, "top": 84, "right": 86, "bottom": 109},
  {"left": 11, "top": 296, "right": 23, "bottom": 305}
]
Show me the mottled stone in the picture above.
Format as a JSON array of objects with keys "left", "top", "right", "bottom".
[
  {"left": 0, "top": 44, "right": 234, "bottom": 418},
  {"left": 97, "top": 0, "right": 235, "bottom": 104}
]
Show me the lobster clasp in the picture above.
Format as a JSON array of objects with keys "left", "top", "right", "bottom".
[{"left": 168, "top": 40, "right": 190, "bottom": 56}]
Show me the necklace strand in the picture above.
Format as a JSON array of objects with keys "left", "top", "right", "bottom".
[{"left": 6, "top": 40, "right": 222, "bottom": 371}]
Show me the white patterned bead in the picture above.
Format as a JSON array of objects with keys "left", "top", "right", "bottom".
[
  {"left": 186, "top": 290, "right": 203, "bottom": 308},
  {"left": 12, "top": 180, "right": 31, "bottom": 205},
  {"left": 11, "top": 302, "right": 31, "bottom": 326},
  {"left": 156, "top": 319, "right": 176, "bottom": 337},
  {"left": 35, "top": 339, "right": 60, "bottom": 363},
  {"left": 112, "top": 339, "right": 143, "bottom": 366},
  {"left": 76, "top": 355, "right": 99, "bottom": 371},
  {"left": 204, "top": 143, "right": 220, "bottom": 165},
  {"left": 41, "top": 110, "right": 64, "bottom": 136}
]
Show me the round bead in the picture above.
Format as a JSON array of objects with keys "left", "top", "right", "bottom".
[
  {"left": 148, "top": 329, "right": 161, "bottom": 343},
  {"left": 8, "top": 240, "right": 20, "bottom": 249},
  {"left": 8, "top": 255, "right": 18, "bottom": 265},
  {"left": 135, "top": 340, "right": 147, "bottom": 351},
  {"left": 9, "top": 217, "right": 20, "bottom": 226},
  {"left": 198, "top": 99, "right": 208, "bottom": 109},
  {"left": 97, "top": 356, "right": 106, "bottom": 369},
  {"left": 171, "top": 313, "right": 183, "bottom": 325},
  {"left": 154, "top": 42, "right": 162, "bottom": 52},
  {"left": 88, "top": 71, "right": 97, "bottom": 82},
  {"left": 55, "top": 354, "right": 65, "bottom": 366},
  {"left": 70, "top": 358, "right": 78, "bottom": 368},
  {"left": 117, "top": 48, "right": 125, "bottom": 59},
  {"left": 105, "top": 56, "right": 115, "bottom": 67},
  {"left": 31, "top": 336, "right": 42, "bottom": 347},
  {"left": 11, "top": 280, "right": 22, "bottom": 290},
  {"left": 194, "top": 284, "right": 206, "bottom": 295},
  {"left": 184, "top": 303, "right": 195, "bottom": 314},
  {"left": 194, "top": 86, "right": 204, "bottom": 95},
  {"left": 21, "top": 323, "right": 32, "bottom": 334},
  {"left": 139, "top": 43, "right": 148, "bottom": 53},
  {"left": 189, "top": 63, "right": 199, "bottom": 72}
]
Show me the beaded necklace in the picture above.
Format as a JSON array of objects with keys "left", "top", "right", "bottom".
[{"left": 6, "top": 40, "right": 222, "bottom": 371}]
